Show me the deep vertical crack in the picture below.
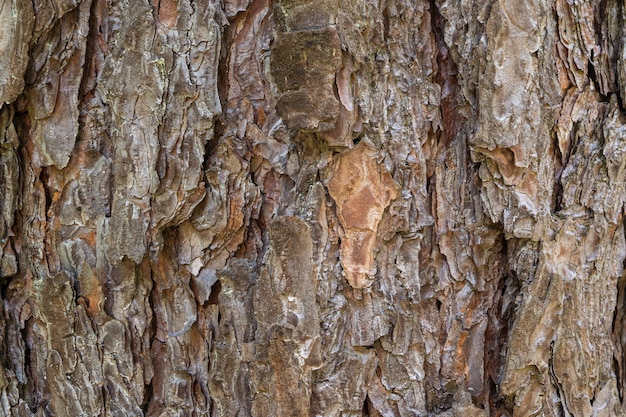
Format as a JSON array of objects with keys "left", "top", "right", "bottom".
[
  {"left": 611, "top": 213, "right": 626, "bottom": 402},
  {"left": 429, "top": 0, "right": 463, "bottom": 149}
]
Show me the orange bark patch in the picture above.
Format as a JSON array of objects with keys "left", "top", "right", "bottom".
[
  {"left": 479, "top": 147, "right": 524, "bottom": 185},
  {"left": 456, "top": 330, "right": 469, "bottom": 376},
  {"left": 156, "top": 0, "right": 179, "bottom": 29},
  {"left": 327, "top": 144, "right": 398, "bottom": 288}
]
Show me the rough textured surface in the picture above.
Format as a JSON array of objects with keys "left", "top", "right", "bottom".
[
  {"left": 1, "top": 0, "right": 626, "bottom": 416},
  {"left": 328, "top": 143, "right": 398, "bottom": 289}
]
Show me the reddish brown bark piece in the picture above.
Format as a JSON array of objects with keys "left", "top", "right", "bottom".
[
  {"left": 327, "top": 143, "right": 398, "bottom": 289},
  {"left": 2, "top": 0, "right": 626, "bottom": 415}
]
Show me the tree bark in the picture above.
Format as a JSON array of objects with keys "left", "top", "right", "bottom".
[{"left": 0, "top": 0, "right": 625, "bottom": 416}]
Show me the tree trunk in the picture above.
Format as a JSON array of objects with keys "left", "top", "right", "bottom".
[{"left": 0, "top": 0, "right": 625, "bottom": 416}]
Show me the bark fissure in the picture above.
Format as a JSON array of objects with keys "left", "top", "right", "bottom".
[{"left": 0, "top": 0, "right": 626, "bottom": 415}]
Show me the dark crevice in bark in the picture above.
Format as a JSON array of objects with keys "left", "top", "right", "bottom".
[
  {"left": 548, "top": 341, "right": 567, "bottom": 417},
  {"left": 602, "top": 0, "right": 626, "bottom": 114},
  {"left": 78, "top": 0, "right": 100, "bottom": 100},
  {"left": 207, "top": 280, "right": 221, "bottom": 307},
  {"left": 587, "top": 57, "right": 611, "bottom": 103},
  {"left": 612, "top": 214, "right": 626, "bottom": 402},
  {"left": 429, "top": 0, "right": 464, "bottom": 149},
  {"left": 616, "top": 353, "right": 623, "bottom": 403},
  {"left": 491, "top": 377, "right": 512, "bottom": 417},
  {"left": 103, "top": 381, "right": 113, "bottom": 415},
  {"left": 615, "top": 92, "right": 626, "bottom": 119},
  {"left": 362, "top": 394, "right": 371, "bottom": 415},
  {"left": 204, "top": 118, "right": 222, "bottom": 169},
  {"left": 553, "top": 174, "right": 564, "bottom": 215},
  {"left": 99, "top": 385, "right": 108, "bottom": 416},
  {"left": 142, "top": 378, "right": 155, "bottom": 413},
  {"left": 485, "top": 235, "right": 517, "bottom": 416},
  {"left": 73, "top": 275, "right": 84, "bottom": 309},
  {"left": 147, "top": 281, "right": 159, "bottom": 344},
  {"left": 615, "top": 1, "right": 626, "bottom": 115},
  {"left": 551, "top": 122, "right": 565, "bottom": 214},
  {"left": 21, "top": 317, "right": 37, "bottom": 410},
  {"left": 40, "top": 168, "right": 52, "bottom": 224}
]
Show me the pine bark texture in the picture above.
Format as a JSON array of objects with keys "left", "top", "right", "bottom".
[{"left": 0, "top": 0, "right": 625, "bottom": 416}]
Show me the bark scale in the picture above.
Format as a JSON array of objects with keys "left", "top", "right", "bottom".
[{"left": 0, "top": 0, "right": 625, "bottom": 416}]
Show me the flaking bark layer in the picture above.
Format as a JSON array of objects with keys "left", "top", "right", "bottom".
[{"left": 0, "top": 0, "right": 625, "bottom": 416}]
